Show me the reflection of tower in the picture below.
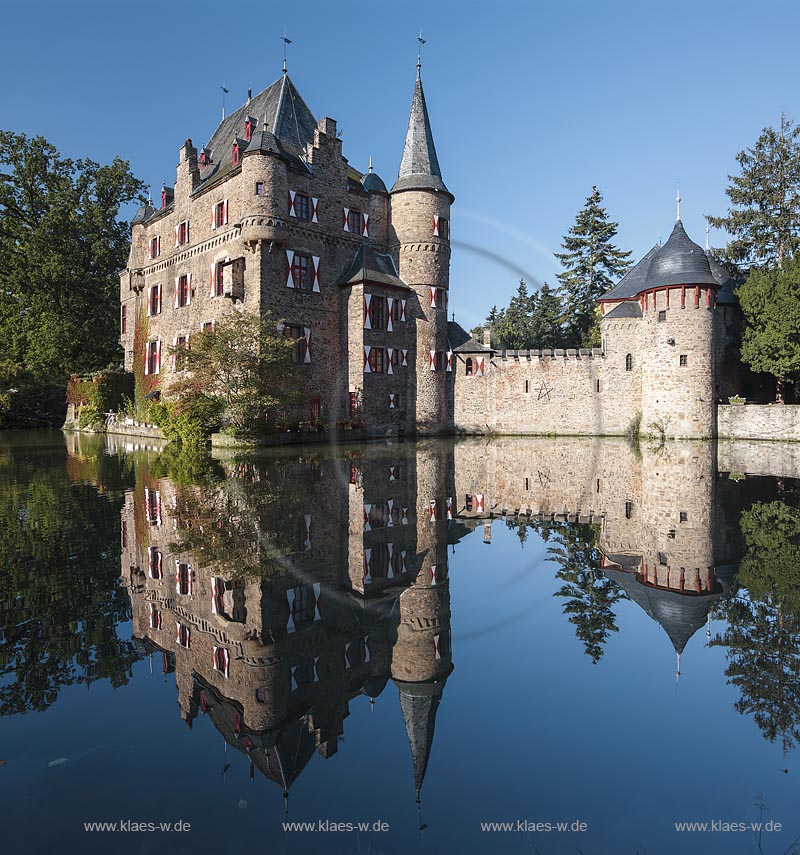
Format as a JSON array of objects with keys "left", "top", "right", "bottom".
[
  {"left": 391, "top": 441, "right": 454, "bottom": 804},
  {"left": 601, "top": 442, "right": 728, "bottom": 673}
]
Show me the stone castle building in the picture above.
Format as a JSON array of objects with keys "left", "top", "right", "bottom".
[
  {"left": 120, "top": 65, "right": 742, "bottom": 440},
  {"left": 121, "top": 61, "right": 453, "bottom": 435}
]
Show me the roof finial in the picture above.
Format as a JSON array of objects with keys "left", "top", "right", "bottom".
[
  {"left": 705, "top": 225, "right": 710, "bottom": 251},
  {"left": 220, "top": 83, "right": 229, "bottom": 120},
  {"left": 417, "top": 30, "right": 426, "bottom": 77},
  {"left": 675, "top": 651, "right": 682, "bottom": 689},
  {"left": 676, "top": 184, "right": 681, "bottom": 222},
  {"left": 368, "top": 155, "right": 373, "bottom": 173},
  {"left": 282, "top": 31, "right": 292, "bottom": 74}
]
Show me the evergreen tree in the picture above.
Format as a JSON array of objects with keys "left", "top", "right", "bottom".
[
  {"left": 736, "top": 261, "right": 800, "bottom": 401},
  {"left": 529, "top": 283, "right": 565, "bottom": 349},
  {"left": 0, "top": 131, "right": 144, "bottom": 380},
  {"left": 493, "top": 280, "right": 534, "bottom": 349},
  {"left": 707, "top": 114, "right": 800, "bottom": 269},
  {"left": 556, "top": 186, "right": 632, "bottom": 347}
]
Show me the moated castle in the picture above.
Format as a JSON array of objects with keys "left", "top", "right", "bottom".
[{"left": 121, "top": 64, "right": 741, "bottom": 440}]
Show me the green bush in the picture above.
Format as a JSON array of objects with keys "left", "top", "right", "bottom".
[{"left": 151, "top": 393, "right": 222, "bottom": 447}]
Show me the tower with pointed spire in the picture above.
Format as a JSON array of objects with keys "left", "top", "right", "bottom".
[{"left": 390, "top": 60, "right": 454, "bottom": 433}]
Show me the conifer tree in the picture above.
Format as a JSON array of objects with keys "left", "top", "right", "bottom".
[
  {"left": 707, "top": 115, "right": 800, "bottom": 269},
  {"left": 556, "top": 187, "right": 632, "bottom": 347}
]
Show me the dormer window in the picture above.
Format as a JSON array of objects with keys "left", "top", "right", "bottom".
[
  {"left": 232, "top": 142, "right": 240, "bottom": 166},
  {"left": 199, "top": 148, "right": 210, "bottom": 168},
  {"left": 245, "top": 116, "right": 256, "bottom": 141}
]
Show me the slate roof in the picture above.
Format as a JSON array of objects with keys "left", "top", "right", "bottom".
[
  {"left": 392, "top": 72, "right": 451, "bottom": 197},
  {"left": 603, "top": 301, "right": 643, "bottom": 320},
  {"left": 600, "top": 245, "right": 660, "bottom": 301},
  {"left": 447, "top": 320, "right": 492, "bottom": 353},
  {"left": 645, "top": 220, "right": 718, "bottom": 290},
  {"left": 336, "top": 246, "right": 410, "bottom": 289},
  {"left": 195, "top": 74, "right": 317, "bottom": 191},
  {"left": 131, "top": 202, "right": 157, "bottom": 225},
  {"left": 601, "top": 221, "right": 737, "bottom": 303},
  {"left": 362, "top": 170, "right": 388, "bottom": 194}
]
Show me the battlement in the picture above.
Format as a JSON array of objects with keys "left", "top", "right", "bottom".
[{"left": 497, "top": 348, "right": 604, "bottom": 361}]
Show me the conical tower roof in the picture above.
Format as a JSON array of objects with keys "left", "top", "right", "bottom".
[
  {"left": 392, "top": 71, "right": 450, "bottom": 197},
  {"left": 644, "top": 220, "right": 718, "bottom": 290},
  {"left": 394, "top": 677, "right": 448, "bottom": 799}
]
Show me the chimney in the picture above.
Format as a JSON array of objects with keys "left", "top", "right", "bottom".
[
  {"left": 482, "top": 326, "right": 491, "bottom": 347},
  {"left": 247, "top": 87, "right": 252, "bottom": 103}
]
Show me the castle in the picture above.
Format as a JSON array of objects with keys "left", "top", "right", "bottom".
[{"left": 120, "top": 64, "right": 743, "bottom": 440}]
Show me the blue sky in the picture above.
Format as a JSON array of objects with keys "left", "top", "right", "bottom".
[{"left": 2, "top": 0, "right": 798, "bottom": 330}]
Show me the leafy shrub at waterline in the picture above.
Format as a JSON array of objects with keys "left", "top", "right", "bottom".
[
  {"left": 0, "top": 360, "right": 64, "bottom": 427},
  {"left": 66, "top": 370, "right": 134, "bottom": 428},
  {"left": 150, "top": 394, "right": 222, "bottom": 447}
]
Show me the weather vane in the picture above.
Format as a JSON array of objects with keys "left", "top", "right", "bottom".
[
  {"left": 282, "top": 31, "right": 292, "bottom": 74},
  {"left": 417, "top": 30, "right": 426, "bottom": 72},
  {"left": 220, "top": 83, "right": 229, "bottom": 120}
]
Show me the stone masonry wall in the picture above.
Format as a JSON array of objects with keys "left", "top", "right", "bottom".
[{"left": 718, "top": 404, "right": 800, "bottom": 442}]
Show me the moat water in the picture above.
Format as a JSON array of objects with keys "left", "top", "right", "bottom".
[{"left": 1, "top": 430, "right": 799, "bottom": 855}]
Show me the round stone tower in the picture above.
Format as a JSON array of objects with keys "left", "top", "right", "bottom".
[
  {"left": 639, "top": 210, "right": 718, "bottom": 438},
  {"left": 390, "top": 64, "right": 454, "bottom": 434}
]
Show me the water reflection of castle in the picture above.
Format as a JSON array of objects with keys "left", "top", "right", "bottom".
[
  {"left": 120, "top": 442, "right": 455, "bottom": 811},
  {"left": 119, "top": 437, "right": 732, "bottom": 808}
]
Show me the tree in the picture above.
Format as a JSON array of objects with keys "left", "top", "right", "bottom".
[
  {"left": 707, "top": 114, "right": 800, "bottom": 269},
  {"left": 736, "top": 261, "right": 800, "bottom": 401},
  {"left": 555, "top": 186, "right": 632, "bottom": 348},
  {"left": 169, "top": 313, "right": 302, "bottom": 437},
  {"left": 491, "top": 281, "right": 565, "bottom": 350},
  {"left": 0, "top": 131, "right": 145, "bottom": 380}
]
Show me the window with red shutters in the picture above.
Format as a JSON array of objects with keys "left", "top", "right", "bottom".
[
  {"left": 291, "top": 254, "right": 311, "bottom": 291},
  {"left": 368, "top": 347, "right": 386, "bottom": 374},
  {"left": 232, "top": 142, "right": 240, "bottom": 165},
  {"left": 212, "top": 262, "right": 224, "bottom": 297},
  {"left": 347, "top": 209, "right": 362, "bottom": 234},
  {"left": 149, "top": 284, "right": 161, "bottom": 316},
  {"left": 150, "top": 236, "right": 160, "bottom": 259},
  {"left": 283, "top": 324, "right": 305, "bottom": 364},
  {"left": 177, "top": 275, "right": 190, "bottom": 307},
  {"left": 439, "top": 217, "right": 449, "bottom": 240},
  {"left": 178, "top": 220, "right": 189, "bottom": 245},
  {"left": 295, "top": 193, "right": 310, "bottom": 221},
  {"left": 146, "top": 341, "right": 159, "bottom": 375},
  {"left": 175, "top": 335, "right": 189, "bottom": 372},
  {"left": 177, "top": 563, "right": 192, "bottom": 596},
  {"left": 215, "top": 201, "right": 225, "bottom": 228},
  {"left": 369, "top": 295, "right": 385, "bottom": 330}
]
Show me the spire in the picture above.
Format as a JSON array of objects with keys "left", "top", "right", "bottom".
[
  {"left": 392, "top": 64, "right": 450, "bottom": 196},
  {"left": 282, "top": 31, "right": 292, "bottom": 75},
  {"left": 676, "top": 184, "right": 681, "bottom": 222},
  {"left": 396, "top": 680, "right": 447, "bottom": 800}
]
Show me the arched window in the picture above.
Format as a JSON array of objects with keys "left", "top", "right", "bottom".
[
  {"left": 625, "top": 353, "right": 633, "bottom": 371},
  {"left": 465, "top": 358, "right": 473, "bottom": 376}
]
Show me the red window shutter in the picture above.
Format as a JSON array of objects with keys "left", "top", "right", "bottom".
[
  {"left": 288, "top": 190, "right": 296, "bottom": 217},
  {"left": 285, "top": 250, "right": 295, "bottom": 288},
  {"left": 144, "top": 342, "right": 150, "bottom": 375},
  {"left": 223, "top": 200, "right": 229, "bottom": 225},
  {"left": 430, "top": 287, "right": 437, "bottom": 308},
  {"left": 343, "top": 207, "right": 349, "bottom": 232},
  {"left": 433, "top": 215, "right": 440, "bottom": 237},
  {"left": 363, "top": 345, "right": 371, "bottom": 373},
  {"left": 446, "top": 350, "right": 453, "bottom": 372},
  {"left": 386, "top": 297, "right": 393, "bottom": 331},
  {"left": 429, "top": 350, "right": 436, "bottom": 371},
  {"left": 363, "top": 294, "right": 371, "bottom": 329},
  {"left": 174, "top": 277, "right": 179, "bottom": 308},
  {"left": 312, "top": 256, "right": 320, "bottom": 292},
  {"left": 155, "top": 340, "right": 161, "bottom": 374},
  {"left": 187, "top": 272, "right": 192, "bottom": 305},
  {"left": 210, "top": 263, "right": 216, "bottom": 297},
  {"left": 303, "top": 327, "right": 312, "bottom": 363},
  {"left": 311, "top": 197, "right": 319, "bottom": 223},
  {"left": 211, "top": 204, "right": 217, "bottom": 230},
  {"left": 362, "top": 213, "right": 369, "bottom": 237}
]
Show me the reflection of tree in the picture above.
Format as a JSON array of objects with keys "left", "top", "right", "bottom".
[
  {"left": 711, "top": 501, "right": 800, "bottom": 753},
  {"left": 155, "top": 454, "right": 320, "bottom": 579},
  {"left": 712, "top": 597, "right": 800, "bottom": 753},
  {"left": 506, "top": 518, "right": 626, "bottom": 663},
  {"left": 0, "top": 459, "right": 138, "bottom": 715}
]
